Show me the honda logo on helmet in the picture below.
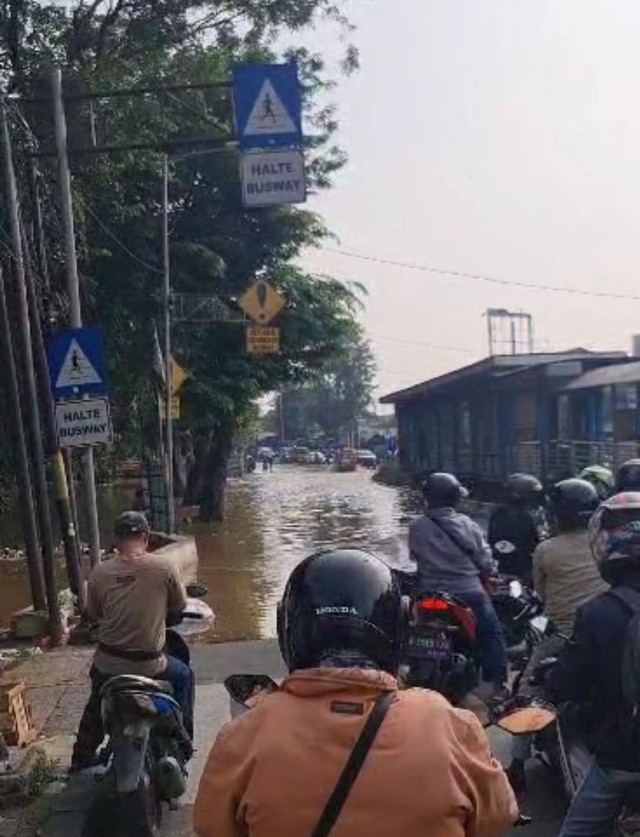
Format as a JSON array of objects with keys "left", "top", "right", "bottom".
[{"left": 315, "top": 606, "right": 358, "bottom": 616}]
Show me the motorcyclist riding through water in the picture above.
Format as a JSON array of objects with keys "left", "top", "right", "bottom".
[
  {"left": 71, "top": 511, "right": 194, "bottom": 771},
  {"left": 504, "top": 478, "right": 608, "bottom": 794},
  {"left": 409, "top": 472, "right": 509, "bottom": 700},
  {"left": 194, "top": 548, "right": 517, "bottom": 837},
  {"left": 488, "top": 473, "right": 547, "bottom": 581},
  {"left": 547, "top": 491, "right": 640, "bottom": 837}
]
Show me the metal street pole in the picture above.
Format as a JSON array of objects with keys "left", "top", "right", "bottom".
[
  {"left": 0, "top": 98, "right": 62, "bottom": 640},
  {"left": 163, "top": 154, "right": 175, "bottom": 532},
  {"left": 0, "top": 265, "right": 46, "bottom": 611},
  {"left": 51, "top": 68, "right": 102, "bottom": 568}
]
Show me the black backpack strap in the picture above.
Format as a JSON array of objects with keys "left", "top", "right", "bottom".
[
  {"left": 311, "top": 691, "right": 395, "bottom": 837},
  {"left": 429, "top": 516, "right": 477, "bottom": 560},
  {"left": 609, "top": 586, "right": 640, "bottom": 616}
]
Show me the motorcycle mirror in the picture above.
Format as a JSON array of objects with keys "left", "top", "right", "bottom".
[
  {"left": 224, "top": 674, "right": 279, "bottom": 707},
  {"left": 496, "top": 704, "right": 557, "bottom": 735},
  {"left": 185, "top": 582, "right": 209, "bottom": 598}
]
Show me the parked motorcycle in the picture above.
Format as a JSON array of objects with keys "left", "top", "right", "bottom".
[{"left": 81, "top": 585, "right": 209, "bottom": 837}]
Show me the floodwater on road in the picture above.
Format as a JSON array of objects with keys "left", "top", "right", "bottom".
[
  {"left": 0, "top": 467, "right": 420, "bottom": 639},
  {"left": 193, "top": 466, "right": 419, "bottom": 641}
]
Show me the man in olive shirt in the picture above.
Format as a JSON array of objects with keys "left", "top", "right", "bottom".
[{"left": 71, "top": 511, "right": 192, "bottom": 770}]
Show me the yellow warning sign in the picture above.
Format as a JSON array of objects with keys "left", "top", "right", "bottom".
[
  {"left": 246, "top": 326, "right": 280, "bottom": 354},
  {"left": 238, "top": 280, "right": 285, "bottom": 324},
  {"left": 170, "top": 358, "right": 188, "bottom": 394}
]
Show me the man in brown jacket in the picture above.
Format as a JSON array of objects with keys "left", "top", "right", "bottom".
[{"left": 194, "top": 549, "right": 517, "bottom": 837}]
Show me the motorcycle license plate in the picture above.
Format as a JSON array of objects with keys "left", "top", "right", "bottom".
[{"left": 408, "top": 634, "right": 451, "bottom": 659}]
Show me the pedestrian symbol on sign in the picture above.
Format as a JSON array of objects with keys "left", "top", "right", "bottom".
[
  {"left": 55, "top": 338, "right": 103, "bottom": 392},
  {"left": 244, "top": 80, "right": 297, "bottom": 138}
]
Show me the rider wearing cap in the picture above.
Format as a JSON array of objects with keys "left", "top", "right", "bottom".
[
  {"left": 194, "top": 548, "right": 517, "bottom": 837},
  {"left": 409, "top": 473, "right": 508, "bottom": 698},
  {"left": 71, "top": 511, "right": 192, "bottom": 770}
]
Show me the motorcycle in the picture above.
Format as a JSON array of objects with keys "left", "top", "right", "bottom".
[
  {"left": 507, "top": 655, "right": 640, "bottom": 836},
  {"left": 489, "top": 576, "right": 545, "bottom": 668},
  {"left": 81, "top": 584, "right": 210, "bottom": 837},
  {"left": 401, "top": 590, "right": 479, "bottom": 705}
]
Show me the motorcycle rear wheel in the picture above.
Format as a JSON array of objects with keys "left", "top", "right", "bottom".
[{"left": 82, "top": 773, "right": 162, "bottom": 837}]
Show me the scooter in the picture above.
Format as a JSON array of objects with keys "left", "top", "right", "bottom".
[
  {"left": 489, "top": 576, "right": 545, "bottom": 669},
  {"left": 81, "top": 584, "right": 211, "bottom": 837}
]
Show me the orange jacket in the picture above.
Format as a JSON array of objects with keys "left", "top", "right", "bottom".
[{"left": 194, "top": 667, "right": 517, "bottom": 837}]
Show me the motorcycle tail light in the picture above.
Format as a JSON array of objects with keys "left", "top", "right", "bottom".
[{"left": 417, "top": 597, "right": 450, "bottom": 611}]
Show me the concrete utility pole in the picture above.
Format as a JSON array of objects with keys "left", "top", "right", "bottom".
[
  {"left": 51, "top": 68, "right": 102, "bottom": 569},
  {"left": 0, "top": 98, "right": 62, "bottom": 640},
  {"left": 162, "top": 154, "right": 175, "bottom": 532},
  {"left": 0, "top": 266, "right": 46, "bottom": 612}
]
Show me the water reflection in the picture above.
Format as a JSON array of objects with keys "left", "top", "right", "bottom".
[{"left": 193, "top": 467, "right": 419, "bottom": 641}]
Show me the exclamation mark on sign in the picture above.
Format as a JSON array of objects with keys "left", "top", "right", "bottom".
[{"left": 256, "top": 280, "right": 268, "bottom": 322}]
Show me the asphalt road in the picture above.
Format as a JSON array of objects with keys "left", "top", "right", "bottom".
[{"left": 44, "top": 640, "right": 566, "bottom": 836}]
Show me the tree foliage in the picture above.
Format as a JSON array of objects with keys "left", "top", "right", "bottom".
[
  {"left": 0, "top": 0, "right": 364, "bottom": 519},
  {"left": 278, "top": 336, "right": 377, "bottom": 442}
]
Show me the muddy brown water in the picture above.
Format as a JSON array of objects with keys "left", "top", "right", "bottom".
[{"left": 0, "top": 467, "right": 420, "bottom": 640}]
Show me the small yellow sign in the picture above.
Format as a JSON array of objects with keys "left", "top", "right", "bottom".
[
  {"left": 170, "top": 358, "right": 188, "bottom": 394},
  {"left": 238, "top": 280, "right": 285, "bottom": 325},
  {"left": 160, "top": 395, "right": 181, "bottom": 420},
  {"left": 247, "top": 326, "right": 280, "bottom": 354}
]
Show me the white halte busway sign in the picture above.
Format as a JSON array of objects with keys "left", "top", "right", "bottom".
[
  {"left": 240, "top": 149, "right": 306, "bottom": 208},
  {"left": 55, "top": 397, "right": 113, "bottom": 448}
]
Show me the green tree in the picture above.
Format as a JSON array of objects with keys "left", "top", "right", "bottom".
[
  {"left": 281, "top": 336, "right": 376, "bottom": 441},
  {"left": 0, "top": 0, "right": 363, "bottom": 521}
]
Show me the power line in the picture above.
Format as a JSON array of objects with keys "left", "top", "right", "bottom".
[
  {"left": 78, "top": 198, "right": 164, "bottom": 275},
  {"left": 372, "top": 332, "right": 476, "bottom": 354},
  {"left": 322, "top": 247, "right": 640, "bottom": 301}
]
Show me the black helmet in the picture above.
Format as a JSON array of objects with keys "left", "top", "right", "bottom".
[
  {"left": 277, "top": 549, "right": 406, "bottom": 674},
  {"left": 421, "top": 472, "right": 468, "bottom": 509},
  {"left": 114, "top": 511, "right": 150, "bottom": 538},
  {"left": 505, "top": 473, "right": 544, "bottom": 505},
  {"left": 549, "top": 479, "right": 599, "bottom": 532},
  {"left": 615, "top": 460, "right": 640, "bottom": 493}
]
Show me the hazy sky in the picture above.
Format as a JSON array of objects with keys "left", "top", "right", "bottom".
[{"left": 299, "top": 1, "right": 640, "bottom": 404}]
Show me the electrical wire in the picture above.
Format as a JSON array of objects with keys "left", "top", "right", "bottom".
[
  {"left": 77, "top": 198, "right": 164, "bottom": 275},
  {"left": 322, "top": 247, "right": 640, "bottom": 302},
  {"left": 372, "top": 333, "right": 476, "bottom": 354}
]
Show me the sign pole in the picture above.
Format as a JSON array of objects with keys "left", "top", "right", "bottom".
[
  {"left": 0, "top": 97, "right": 63, "bottom": 640},
  {"left": 162, "top": 153, "right": 175, "bottom": 533},
  {"left": 51, "top": 68, "right": 102, "bottom": 569}
]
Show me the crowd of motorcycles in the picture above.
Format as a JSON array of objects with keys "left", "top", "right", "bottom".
[{"left": 79, "top": 467, "right": 638, "bottom": 836}]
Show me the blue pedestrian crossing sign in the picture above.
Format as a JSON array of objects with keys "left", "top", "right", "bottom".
[
  {"left": 233, "top": 63, "right": 302, "bottom": 150},
  {"left": 47, "top": 326, "right": 108, "bottom": 400}
]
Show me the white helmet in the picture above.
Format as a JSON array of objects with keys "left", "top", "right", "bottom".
[{"left": 588, "top": 492, "right": 640, "bottom": 582}]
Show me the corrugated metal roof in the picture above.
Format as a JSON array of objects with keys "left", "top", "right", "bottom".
[
  {"left": 563, "top": 361, "right": 640, "bottom": 391},
  {"left": 380, "top": 350, "right": 627, "bottom": 404}
]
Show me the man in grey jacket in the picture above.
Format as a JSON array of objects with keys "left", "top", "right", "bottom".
[{"left": 409, "top": 473, "right": 508, "bottom": 694}]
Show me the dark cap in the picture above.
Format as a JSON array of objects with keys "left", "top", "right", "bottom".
[{"left": 114, "top": 511, "right": 150, "bottom": 538}]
